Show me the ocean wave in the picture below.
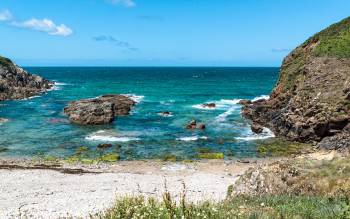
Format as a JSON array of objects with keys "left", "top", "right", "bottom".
[
  {"left": 193, "top": 98, "right": 241, "bottom": 110},
  {"left": 157, "top": 112, "right": 174, "bottom": 117},
  {"left": 176, "top": 136, "right": 208, "bottom": 141},
  {"left": 121, "top": 94, "right": 144, "bottom": 103},
  {"left": 85, "top": 130, "right": 140, "bottom": 142},
  {"left": 235, "top": 128, "right": 275, "bottom": 141},
  {"left": 251, "top": 95, "right": 270, "bottom": 102}
]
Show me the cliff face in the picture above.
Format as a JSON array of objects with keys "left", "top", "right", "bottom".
[
  {"left": 242, "top": 17, "right": 350, "bottom": 150},
  {"left": 0, "top": 56, "right": 53, "bottom": 101}
]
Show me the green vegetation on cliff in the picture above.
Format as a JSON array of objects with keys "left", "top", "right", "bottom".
[
  {"left": 312, "top": 17, "right": 350, "bottom": 58},
  {"left": 0, "top": 56, "right": 13, "bottom": 68}
]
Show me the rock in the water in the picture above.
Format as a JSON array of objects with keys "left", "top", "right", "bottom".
[
  {"left": 202, "top": 103, "right": 216, "bottom": 108},
  {"left": 0, "top": 56, "right": 53, "bottom": 101},
  {"left": 97, "top": 143, "right": 113, "bottom": 149},
  {"left": 186, "top": 120, "right": 197, "bottom": 129},
  {"left": 0, "top": 118, "right": 9, "bottom": 124},
  {"left": 198, "top": 123, "right": 206, "bottom": 130},
  {"left": 158, "top": 111, "right": 172, "bottom": 117},
  {"left": 242, "top": 17, "right": 350, "bottom": 145},
  {"left": 64, "top": 94, "right": 135, "bottom": 125},
  {"left": 251, "top": 123, "right": 263, "bottom": 134}
]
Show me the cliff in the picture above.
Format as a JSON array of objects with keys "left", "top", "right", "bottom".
[
  {"left": 0, "top": 56, "right": 53, "bottom": 101},
  {"left": 242, "top": 17, "right": 350, "bottom": 151}
]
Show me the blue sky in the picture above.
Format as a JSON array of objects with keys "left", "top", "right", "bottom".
[{"left": 0, "top": 0, "right": 349, "bottom": 66}]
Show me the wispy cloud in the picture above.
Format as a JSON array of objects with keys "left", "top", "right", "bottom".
[
  {"left": 271, "top": 48, "right": 291, "bottom": 52},
  {"left": 0, "top": 9, "right": 73, "bottom": 37},
  {"left": 93, "top": 35, "right": 138, "bottom": 51},
  {"left": 0, "top": 9, "right": 13, "bottom": 21},
  {"left": 107, "top": 0, "right": 136, "bottom": 7}
]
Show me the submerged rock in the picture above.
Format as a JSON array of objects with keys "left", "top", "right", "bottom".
[
  {"left": 64, "top": 94, "right": 135, "bottom": 125},
  {"left": 242, "top": 17, "right": 350, "bottom": 146},
  {"left": 0, "top": 56, "right": 53, "bottom": 101}
]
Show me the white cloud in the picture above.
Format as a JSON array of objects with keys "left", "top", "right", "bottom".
[
  {"left": 12, "top": 18, "right": 73, "bottom": 36},
  {"left": 108, "top": 0, "right": 136, "bottom": 7},
  {"left": 0, "top": 9, "right": 13, "bottom": 21},
  {"left": 0, "top": 9, "right": 73, "bottom": 37}
]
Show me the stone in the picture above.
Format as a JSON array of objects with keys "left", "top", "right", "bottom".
[
  {"left": 251, "top": 123, "right": 263, "bottom": 134},
  {"left": 97, "top": 143, "right": 113, "bottom": 149},
  {"left": 64, "top": 94, "right": 135, "bottom": 125},
  {"left": 198, "top": 123, "right": 206, "bottom": 130},
  {"left": 238, "top": 99, "right": 252, "bottom": 105}
]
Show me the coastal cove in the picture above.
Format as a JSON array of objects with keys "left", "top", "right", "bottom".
[{"left": 0, "top": 67, "right": 278, "bottom": 160}]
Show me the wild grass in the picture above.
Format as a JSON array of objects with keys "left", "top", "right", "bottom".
[
  {"left": 256, "top": 138, "right": 313, "bottom": 157},
  {"left": 97, "top": 193, "right": 350, "bottom": 219}
]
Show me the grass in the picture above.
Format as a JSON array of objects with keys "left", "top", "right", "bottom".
[
  {"left": 97, "top": 194, "right": 350, "bottom": 219},
  {"left": 256, "top": 138, "right": 313, "bottom": 157},
  {"left": 0, "top": 56, "right": 13, "bottom": 68}
]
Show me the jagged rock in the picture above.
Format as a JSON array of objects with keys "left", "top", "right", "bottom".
[
  {"left": 242, "top": 17, "right": 350, "bottom": 145},
  {"left": 0, "top": 56, "right": 53, "bottom": 101},
  {"left": 64, "top": 95, "right": 135, "bottom": 125},
  {"left": 238, "top": 99, "right": 252, "bottom": 105},
  {"left": 251, "top": 123, "right": 263, "bottom": 134},
  {"left": 317, "top": 132, "right": 350, "bottom": 153}
]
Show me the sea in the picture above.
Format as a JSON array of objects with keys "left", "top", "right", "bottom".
[{"left": 0, "top": 67, "right": 279, "bottom": 160}]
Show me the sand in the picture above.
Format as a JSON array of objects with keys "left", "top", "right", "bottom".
[{"left": 0, "top": 159, "right": 258, "bottom": 219}]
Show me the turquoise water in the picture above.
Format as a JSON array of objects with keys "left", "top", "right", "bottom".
[{"left": 0, "top": 67, "right": 278, "bottom": 160}]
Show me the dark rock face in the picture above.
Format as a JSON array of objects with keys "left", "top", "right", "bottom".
[
  {"left": 0, "top": 56, "right": 53, "bottom": 101},
  {"left": 64, "top": 95, "right": 135, "bottom": 125},
  {"left": 202, "top": 103, "right": 216, "bottom": 108},
  {"left": 251, "top": 123, "right": 263, "bottom": 134},
  {"left": 242, "top": 17, "right": 350, "bottom": 146}
]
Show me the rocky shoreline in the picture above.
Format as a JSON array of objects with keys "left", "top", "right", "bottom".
[
  {"left": 241, "top": 17, "right": 350, "bottom": 152},
  {"left": 0, "top": 56, "right": 53, "bottom": 101}
]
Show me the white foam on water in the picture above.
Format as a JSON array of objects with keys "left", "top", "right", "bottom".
[
  {"left": 23, "top": 95, "right": 41, "bottom": 100},
  {"left": 176, "top": 136, "right": 208, "bottom": 141},
  {"left": 157, "top": 112, "right": 174, "bottom": 117},
  {"left": 192, "top": 104, "right": 216, "bottom": 110},
  {"left": 121, "top": 94, "right": 145, "bottom": 103},
  {"left": 192, "top": 98, "right": 241, "bottom": 111},
  {"left": 236, "top": 128, "right": 275, "bottom": 141},
  {"left": 85, "top": 130, "right": 140, "bottom": 142},
  {"left": 251, "top": 95, "right": 270, "bottom": 102}
]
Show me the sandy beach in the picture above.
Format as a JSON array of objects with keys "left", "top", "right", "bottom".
[{"left": 0, "top": 159, "right": 263, "bottom": 218}]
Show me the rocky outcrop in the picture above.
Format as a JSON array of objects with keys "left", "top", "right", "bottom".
[
  {"left": 64, "top": 94, "right": 135, "bottom": 125},
  {"left": 186, "top": 119, "right": 206, "bottom": 130},
  {"left": 0, "top": 56, "right": 53, "bottom": 101},
  {"left": 242, "top": 17, "right": 350, "bottom": 147}
]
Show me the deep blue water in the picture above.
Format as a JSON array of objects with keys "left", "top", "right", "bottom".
[{"left": 0, "top": 67, "right": 278, "bottom": 160}]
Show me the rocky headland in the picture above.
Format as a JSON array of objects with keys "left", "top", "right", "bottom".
[
  {"left": 63, "top": 94, "right": 136, "bottom": 125},
  {"left": 242, "top": 17, "right": 350, "bottom": 151},
  {"left": 0, "top": 56, "right": 53, "bottom": 101}
]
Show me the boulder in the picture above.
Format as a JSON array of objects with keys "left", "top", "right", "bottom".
[
  {"left": 198, "top": 123, "right": 206, "bottom": 130},
  {"left": 64, "top": 94, "right": 135, "bottom": 125}
]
